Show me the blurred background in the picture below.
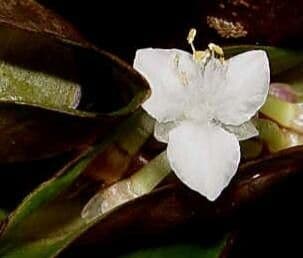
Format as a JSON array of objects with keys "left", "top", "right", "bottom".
[{"left": 39, "top": 0, "right": 303, "bottom": 62}]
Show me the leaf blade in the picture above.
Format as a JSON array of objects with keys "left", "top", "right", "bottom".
[{"left": 0, "top": 111, "right": 155, "bottom": 258}]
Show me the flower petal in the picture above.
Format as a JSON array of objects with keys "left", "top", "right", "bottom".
[
  {"left": 154, "top": 121, "right": 178, "bottom": 143},
  {"left": 223, "top": 120, "right": 259, "bottom": 141},
  {"left": 134, "top": 48, "right": 202, "bottom": 123},
  {"left": 167, "top": 122, "right": 240, "bottom": 201},
  {"left": 213, "top": 50, "right": 270, "bottom": 125}
]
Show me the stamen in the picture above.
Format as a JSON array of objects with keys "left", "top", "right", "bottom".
[
  {"left": 208, "top": 43, "right": 225, "bottom": 63},
  {"left": 187, "top": 28, "right": 197, "bottom": 53},
  {"left": 193, "top": 50, "right": 209, "bottom": 64},
  {"left": 208, "top": 43, "right": 224, "bottom": 56},
  {"left": 187, "top": 28, "right": 208, "bottom": 63},
  {"left": 187, "top": 29, "right": 225, "bottom": 64},
  {"left": 179, "top": 71, "right": 189, "bottom": 86},
  {"left": 172, "top": 54, "right": 189, "bottom": 86},
  {"left": 187, "top": 28, "right": 196, "bottom": 44}
]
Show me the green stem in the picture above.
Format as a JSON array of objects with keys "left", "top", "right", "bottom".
[
  {"left": 130, "top": 152, "right": 171, "bottom": 195},
  {"left": 81, "top": 151, "right": 171, "bottom": 221}
]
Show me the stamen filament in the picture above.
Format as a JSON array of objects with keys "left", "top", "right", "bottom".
[{"left": 190, "top": 43, "right": 196, "bottom": 54}]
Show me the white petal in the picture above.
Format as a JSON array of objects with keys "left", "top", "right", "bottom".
[
  {"left": 213, "top": 50, "right": 270, "bottom": 126},
  {"left": 134, "top": 48, "right": 202, "bottom": 123},
  {"left": 201, "top": 57, "right": 228, "bottom": 100},
  {"left": 224, "top": 120, "right": 259, "bottom": 141},
  {"left": 154, "top": 121, "right": 178, "bottom": 143},
  {"left": 167, "top": 122, "right": 240, "bottom": 201}
]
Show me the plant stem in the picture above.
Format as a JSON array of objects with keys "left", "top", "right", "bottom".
[{"left": 81, "top": 151, "right": 171, "bottom": 221}]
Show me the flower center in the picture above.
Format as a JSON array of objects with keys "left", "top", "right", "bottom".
[
  {"left": 185, "top": 102, "right": 215, "bottom": 124},
  {"left": 187, "top": 28, "right": 225, "bottom": 65}
]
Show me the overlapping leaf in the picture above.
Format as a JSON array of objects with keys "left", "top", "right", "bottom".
[
  {"left": 0, "top": 110, "right": 155, "bottom": 258},
  {"left": 0, "top": 0, "right": 150, "bottom": 163},
  {"left": 118, "top": 238, "right": 227, "bottom": 258},
  {"left": 2, "top": 122, "right": 303, "bottom": 258}
]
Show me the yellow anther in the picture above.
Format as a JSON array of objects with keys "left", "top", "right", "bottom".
[
  {"left": 193, "top": 50, "right": 208, "bottom": 63},
  {"left": 187, "top": 28, "right": 197, "bottom": 44},
  {"left": 208, "top": 43, "right": 224, "bottom": 57},
  {"left": 187, "top": 28, "right": 197, "bottom": 54}
]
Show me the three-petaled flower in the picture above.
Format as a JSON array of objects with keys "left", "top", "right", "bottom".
[{"left": 133, "top": 34, "right": 270, "bottom": 201}]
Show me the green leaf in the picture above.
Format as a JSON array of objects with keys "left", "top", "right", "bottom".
[
  {"left": 240, "top": 139, "right": 263, "bottom": 160},
  {"left": 68, "top": 146, "right": 303, "bottom": 252},
  {"left": 0, "top": 0, "right": 88, "bottom": 47},
  {"left": 224, "top": 45, "right": 303, "bottom": 75},
  {"left": 0, "top": 27, "right": 81, "bottom": 110},
  {"left": 256, "top": 118, "right": 303, "bottom": 153},
  {"left": 256, "top": 118, "right": 288, "bottom": 152},
  {"left": 260, "top": 96, "right": 303, "bottom": 133},
  {"left": 0, "top": 209, "right": 7, "bottom": 222},
  {"left": 0, "top": 6, "right": 150, "bottom": 163},
  {"left": 274, "top": 64, "right": 303, "bottom": 95},
  {"left": 0, "top": 110, "right": 155, "bottom": 258},
  {"left": 119, "top": 239, "right": 227, "bottom": 258}
]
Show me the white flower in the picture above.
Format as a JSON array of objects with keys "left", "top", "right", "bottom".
[{"left": 133, "top": 46, "right": 270, "bottom": 201}]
